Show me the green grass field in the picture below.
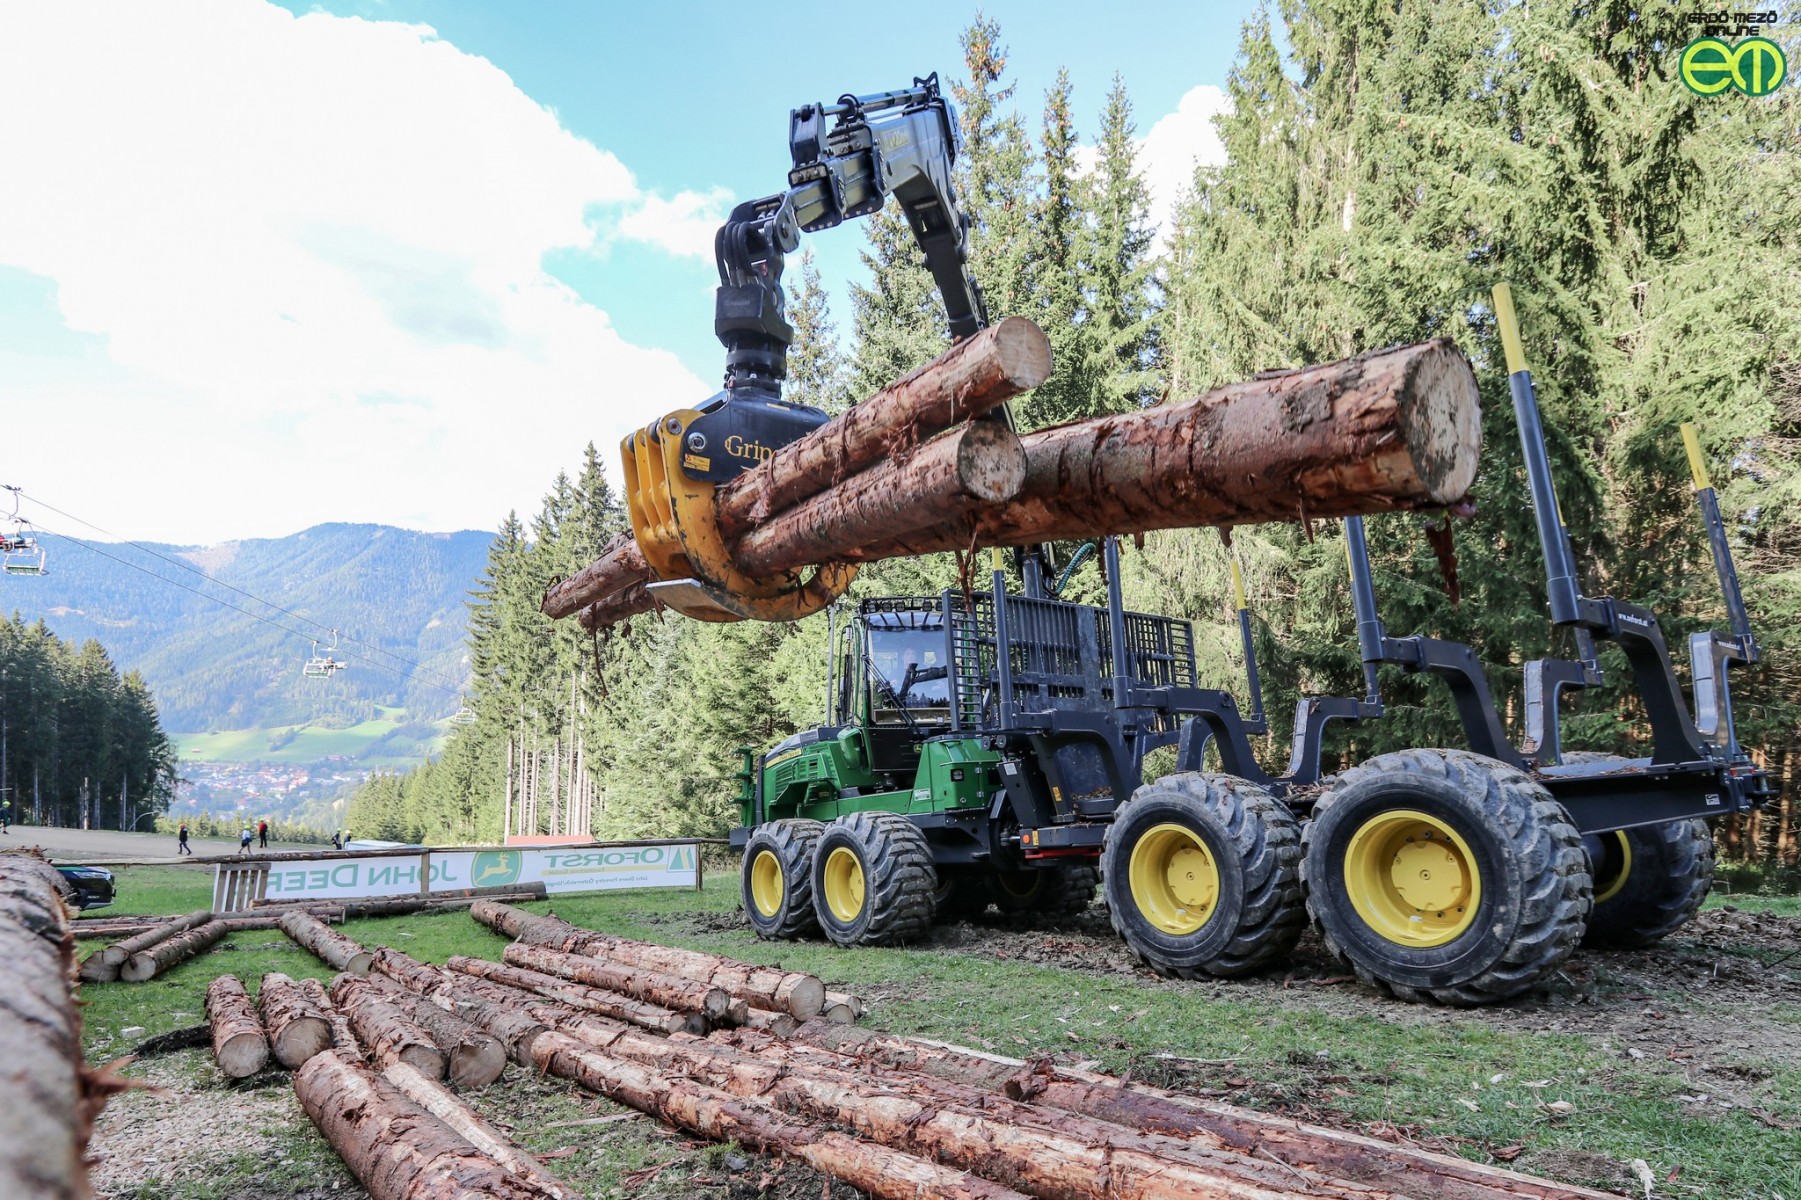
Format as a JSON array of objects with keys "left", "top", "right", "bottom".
[
  {"left": 175, "top": 706, "right": 441, "bottom": 765},
  {"left": 77, "top": 865, "right": 1801, "bottom": 1200}
]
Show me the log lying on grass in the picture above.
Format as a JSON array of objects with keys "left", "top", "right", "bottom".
[
  {"left": 379, "top": 1062, "right": 577, "bottom": 1198},
  {"left": 205, "top": 975, "right": 270, "bottom": 1078},
  {"left": 793, "top": 1024, "right": 1615, "bottom": 1200},
  {"left": 121, "top": 919, "right": 235, "bottom": 982},
  {"left": 331, "top": 975, "right": 446, "bottom": 1078},
  {"left": 366, "top": 975, "right": 507, "bottom": 1089},
  {"left": 530, "top": 1031, "right": 1030, "bottom": 1200},
  {"left": 372, "top": 948, "right": 548, "bottom": 1067},
  {"left": 0, "top": 853, "right": 94, "bottom": 1200},
  {"left": 447, "top": 955, "right": 702, "bottom": 1035},
  {"left": 295, "top": 1051, "right": 560, "bottom": 1200},
  {"left": 81, "top": 909, "right": 211, "bottom": 982},
  {"left": 259, "top": 972, "right": 334, "bottom": 1069},
  {"left": 470, "top": 902, "right": 825, "bottom": 1018},
  {"left": 280, "top": 911, "right": 372, "bottom": 974},
  {"left": 820, "top": 991, "right": 864, "bottom": 1025},
  {"left": 542, "top": 317, "right": 1053, "bottom": 620},
  {"left": 501, "top": 942, "right": 733, "bottom": 1021},
  {"left": 737, "top": 1006, "right": 800, "bottom": 1038}
]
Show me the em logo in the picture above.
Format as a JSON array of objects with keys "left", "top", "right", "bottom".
[{"left": 1681, "top": 37, "right": 1787, "bottom": 97}]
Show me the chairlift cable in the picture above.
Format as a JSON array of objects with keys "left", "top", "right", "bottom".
[{"left": 10, "top": 488, "right": 469, "bottom": 692}]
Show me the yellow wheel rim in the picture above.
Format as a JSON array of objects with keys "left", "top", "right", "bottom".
[
  {"left": 823, "top": 846, "right": 866, "bottom": 924},
  {"left": 1594, "top": 831, "right": 1633, "bottom": 905},
  {"left": 748, "top": 849, "right": 784, "bottom": 918},
  {"left": 994, "top": 871, "right": 1039, "bottom": 900},
  {"left": 1127, "top": 823, "right": 1220, "bottom": 936},
  {"left": 1344, "top": 809, "right": 1481, "bottom": 947}
]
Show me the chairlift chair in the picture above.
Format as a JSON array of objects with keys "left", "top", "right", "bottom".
[
  {"left": 450, "top": 706, "right": 477, "bottom": 726},
  {"left": 303, "top": 630, "right": 347, "bottom": 679},
  {"left": 1, "top": 486, "right": 45, "bottom": 576}
]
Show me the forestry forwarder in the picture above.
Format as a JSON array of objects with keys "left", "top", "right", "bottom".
[
  {"left": 730, "top": 286, "right": 1774, "bottom": 1006},
  {"left": 618, "top": 73, "right": 986, "bottom": 625}
]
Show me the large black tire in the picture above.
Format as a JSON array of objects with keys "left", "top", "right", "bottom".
[
  {"left": 741, "top": 819, "right": 823, "bottom": 940},
  {"left": 1101, "top": 772, "right": 1305, "bottom": 979},
  {"left": 811, "top": 812, "right": 937, "bottom": 947},
  {"left": 1556, "top": 753, "right": 1715, "bottom": 949},
  {"left": 988, "top": 864, "right": 1099, "bottom": 918},
  {"left": 1303, "top": 749, "right": 1591, "bottom": 1006}
]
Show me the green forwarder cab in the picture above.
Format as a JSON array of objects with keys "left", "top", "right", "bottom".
[{"left": 729, "top": 554, "right": 1300, "bottom": 970}]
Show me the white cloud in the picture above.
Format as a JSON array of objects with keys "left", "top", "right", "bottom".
[
  {"left": 1136, "top": 84, "right": 1232, "bottom": 245},
  {"left": 615, "top": 186, "right": 734, "bottom": 259},
  {"left": 0, "top": 0, "right": 722, "bottom": 543}
]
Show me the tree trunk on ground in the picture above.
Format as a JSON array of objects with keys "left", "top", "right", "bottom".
[
  {"left": 0, "top": 854, "right": 94, "bottom": 1200},
  {"left": 541, "top": 317, "right": 1052, "bottom": 619},
  {"left": 294, "top": 1051, "right": 557, "bottom": 1199},
  {"left": 820, "top": 991, "right": 863, "bottom": 1024},
  {"left": 501, "top": 943, "right": 732, "bottom": 1020},
  {"left": 737, "top": 1006, "right": 799, "bottom": 1037},
  {"left": 80, "top": 910, "right": 210, "bottom": 981},
  {"left": 367, "top": 977, "right": 507, "bottom": 1090},
  {"left": 121, "top": 919, "right": 233, "bottom": 982},
  {"left": 258, "top": 972, "right": 333, "bottom": 1069},
  {"left": 446, "top": 955, "right": 702, "bottom": 1035},
  {"left": 731, "top": 420, "right": 1026, "bottom": 577},
  {"left": 331, "top": 975, "right": 446, "bottom": 1079},
  {"left": 311, "top": 977, "right": 361, "bottom": 1057},
  {"left": 280, "top": 912, "right": 372, "bottom": 975},
  {"left": 849, "top": 338, "right": 1481, "bottom": 558},
  {"left": 791, "top": 1025, "right": 1615, "bottom": 1200},
  {"left": 205, "top": 975, "right": 270, "bottom": 1079},
  {"left": 372, "top": 948, "right": 547, "bottom": 1067},
  {"left": 468, "top": 903, "right": 824, "bottom": 1018},
  {"left": 379, "top": 1062, "right": 576, "bottom": 1198},
  {"left": 529, "top": 1031, "right": 1030, "bottom": 1200}
]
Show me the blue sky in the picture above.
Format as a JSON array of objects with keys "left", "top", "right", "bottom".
[{"left": 0, "top": 1, "right": 1257, "bottom": 543}]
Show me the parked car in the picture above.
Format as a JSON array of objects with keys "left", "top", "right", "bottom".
[{"left": 56, "top": 864, "right": 115, "bottom": 911}]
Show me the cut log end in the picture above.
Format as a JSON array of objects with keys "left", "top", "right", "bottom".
[
  {"left": 1401, "top": 339, "right": 1483, "bottom": 503},
  {"left": 775, "top": 975, "right": 826, "bottom": 1021},
  {"left": 987, "top": 315, "right": 1055, "bottom": 391}
]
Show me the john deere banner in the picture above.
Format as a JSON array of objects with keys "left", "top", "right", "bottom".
[{"left": 248, "top": 842, "right": 701, "bottom": 902}]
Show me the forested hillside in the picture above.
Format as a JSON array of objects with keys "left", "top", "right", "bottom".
[
  {"left": 0, "top": 615, "right": 177, "bottom": 828},
  {"left": 7, "top": 523, "right": 489, "bottom": 733},
  {"left": 347, "top": 8, "right": 1800, "bottom": 862}
]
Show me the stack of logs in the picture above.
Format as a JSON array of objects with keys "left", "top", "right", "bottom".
[{"left": 541, "top": 320, "right": 1485, "bottom": 632}]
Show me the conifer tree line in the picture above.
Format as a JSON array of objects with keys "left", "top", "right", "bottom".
[
  {"left": 346, "top": 7, "right": 1800, "bottom": 863},
  {"left": 0, "top": 613, "right": 178, "bottom": 829}
]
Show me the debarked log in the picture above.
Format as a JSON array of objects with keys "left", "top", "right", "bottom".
[{"left": 205, "top": 975, "right": 270, "bottom": 1078}]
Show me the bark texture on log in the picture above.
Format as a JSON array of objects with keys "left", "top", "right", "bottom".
[
  {"left": 540, "top": 318, "right": 1051, "bottom": 620},
  {"left": 258, "top": 972, "right": 333, "bottom": 1069},
  {"left": 280, "top": 912, "right": 373, "bottom": 975},
  {"left": 849, "top": 338, "right": 1481, "bottom": 557},
  {"left": 378, "top": 1062, "right": 577, "bottom": 1198},
  {"left": 121, "top": 919, "right": 232, "bottom": 982},
  {"left": 0, "top": 854, "right": 92, "bottom": 1200},
  {"left": 738, "top": 1006, "right": 800, "bottom": 1038},
  {"left": 501, "top": 942, "right": 732, "bottom": 1020},
  {"left": 530, "top": 1031, "right": 1030, "bottom": 1200},
  {"left": 205, "top": 975, "right": 270, "bottom": 1078},
  {"left": 577, "top": 581, "right": 655, "bottom": 632},
  {"left": 331, "top": 975, "right": 446, "bottom": 1079},
  {"left": 367, "top": 977, "right": 507, "bottom": 1090},
  {"left": 732, "top": 420, "right": 1026, "bottom": 577},
  {"left": 446, "top": 955, "right": 702, "bottom": 1035},
  {"left": 469, "top": 903, "right": 825, "bottom": 1018},
  {"left": 792, "top": 1025, "right": 1615, "bottom": 1200},
  {"left": 304, "top": 977, "right": 360, "bottom": 1058},
  {"left": 372, "top": 949, "right": 546, "bottom": 1067},
  {"left": 81, "top": 910, "right": 210, "bottom": 982},
  {"left": 294, "top": 1051, "right": 557, "bottom": 1200}
]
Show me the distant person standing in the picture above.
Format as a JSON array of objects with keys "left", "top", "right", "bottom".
[
  {"left": 330, "top": 830, "right": 343, "bottom": 851},
  {"left": 177, "top": 822, "right": 192, "bottom": 855},
  {"left": 258, "top": 819, "right": 269, "bottom": 850},
  {"left": 1, "top": 798, "right": 10, "bottom": 834},
  {"left": 239, "top": 826, "right": 253, "bottom": 856}
]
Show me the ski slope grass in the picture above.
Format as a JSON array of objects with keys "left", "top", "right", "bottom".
[{"left": 175, "top": 706, "right": 438, "bottom": 765}]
